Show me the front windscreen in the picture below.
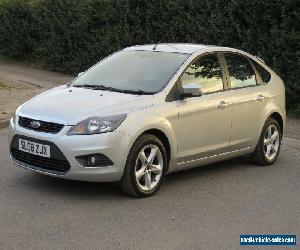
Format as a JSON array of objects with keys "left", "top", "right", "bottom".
[{"left": 71, "top": 50, "right": 190, "bottom": 93}]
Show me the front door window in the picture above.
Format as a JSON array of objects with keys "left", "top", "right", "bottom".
[{"left": 180, "top": 54, "right": 224, "bottom": 94}]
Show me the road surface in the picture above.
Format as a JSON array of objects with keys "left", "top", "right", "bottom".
[{"left": 0, "top": 128, "right": 299, "bottom": 249}]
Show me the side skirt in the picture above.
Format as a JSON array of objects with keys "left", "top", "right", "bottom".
[{"left": 170, "top": 146, "right": 254, "bottom": 173}]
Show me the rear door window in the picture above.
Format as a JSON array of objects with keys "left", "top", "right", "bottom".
[{"left": 224, "top": 53, "right": 257, "bottom": 89}]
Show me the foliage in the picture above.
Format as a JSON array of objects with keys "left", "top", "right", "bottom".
[{"left": 0, "top": 0, "right": 299, "bottom": 113}]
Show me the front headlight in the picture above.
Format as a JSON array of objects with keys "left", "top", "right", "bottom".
[{"left": 67, "top": 114, "right": 127, "bottom": 135}]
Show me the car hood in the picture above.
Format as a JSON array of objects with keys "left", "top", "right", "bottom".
[{"left": 18, "top": 85, "right": 154, "bottom": 125}]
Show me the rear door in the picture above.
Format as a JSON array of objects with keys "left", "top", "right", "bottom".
[{"left": 221, "top": 53, "right": 266, "bottom": 150}]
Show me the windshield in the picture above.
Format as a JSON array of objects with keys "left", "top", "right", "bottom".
[{"left": 71, "top": 50, "right": 189, "bottom": 93}]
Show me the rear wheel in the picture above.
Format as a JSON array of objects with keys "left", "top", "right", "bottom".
[
  {"left": 119, "top": 134, "right": 167, "bottom": 197},
  {"left": 251, "top": 118, "right": 282, "bottom": 166}
]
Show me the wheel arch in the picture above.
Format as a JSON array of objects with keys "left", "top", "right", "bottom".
[
  {"left": 121, "top": 112, "right": 178, "bottom": 173},
  {"left": 141, "top": 128, "right": 171, "bottom": 170},
  {"left": 269, "top": 112, "right": 284, "bottom": 135},
  {"left": 254, "top": 101, "right": 285, "bottom": 147}
]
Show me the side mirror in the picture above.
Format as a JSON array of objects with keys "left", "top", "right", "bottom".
[
  {"left": 180, "top": 83, "right": 203, "bottom": 99},
  {"left": 78, "top": 72, "right": 84, "bottom": 77}
]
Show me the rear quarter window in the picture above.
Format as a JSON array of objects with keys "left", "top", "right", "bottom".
[{"left": 251, "top": 60, "right": 271, "bottom": 83}]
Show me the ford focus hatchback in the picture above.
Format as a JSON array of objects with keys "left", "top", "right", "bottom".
[{"left": 9, "top": 44, "right": 286, "bottom": 197}]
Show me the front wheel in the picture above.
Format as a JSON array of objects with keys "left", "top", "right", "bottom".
[
  {"left": 251, "top": 118, "right": 282, "bottom": 166},
  {"left": 119, "top": 134, "right": 167, "bottom": 197}
]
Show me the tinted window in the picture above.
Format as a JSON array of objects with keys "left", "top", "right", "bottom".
[
  {"left": 71, "top": 51, "right": 189, "bottom": 93},
  {"left": 225, "top": 53, "right": 256, "bottom": 88},
  {"left": 251, "top": 60, "right": 271, "bottom": 83},
  {"left": 181, "top": 54, "right": 224, "bottom": 94}
]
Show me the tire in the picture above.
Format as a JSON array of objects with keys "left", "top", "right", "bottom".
[
  {"left": 251, "top": 117, "right": 282, "bottom": 166},
  {"left": 119, "top": 134, "right": 167, "bottom": 197}
]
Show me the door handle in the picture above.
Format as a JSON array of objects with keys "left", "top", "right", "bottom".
[
  {"left": 257, "top": 94, "right": 265, "bottom": 102},
  {"left": 218, "top": 101, "right": 230, "bottom": 109}
]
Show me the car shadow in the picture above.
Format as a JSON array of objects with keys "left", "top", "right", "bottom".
[{"left": 15, "top": 155, "right": 255, "bottom": 200}]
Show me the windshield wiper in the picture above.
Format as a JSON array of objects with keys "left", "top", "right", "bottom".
[
  {"left": 73, "top": 84, "right": 155, "bottom": 95},
  {"left": 73, "top": 84, "right": 120, "bottom": 91},
  {"left": 73, "top": 84, "right": 101, "bottom": 89},
  {"left": 121, "top": 89, "right": 155, "bottom": 95}
]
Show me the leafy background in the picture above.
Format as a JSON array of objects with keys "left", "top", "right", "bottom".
[{"left": 0, "top": 0, "right": 299, "bottom": 115}]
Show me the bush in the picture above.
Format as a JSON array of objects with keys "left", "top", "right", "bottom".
[{"left": 0, "top": 0, "right": 299, "bottom": 113}]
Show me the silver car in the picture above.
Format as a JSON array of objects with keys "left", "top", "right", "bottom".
[{"left": 9, "top": 44, "right": 286, "bottom": 197}]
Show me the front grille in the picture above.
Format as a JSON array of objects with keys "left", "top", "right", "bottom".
[
  {"left": 18, "top": 116, "right": 64, "bottom": 134},
  {"left": 10, "top": 135, "right": 70, "bottom": 175},
  {"left": 11, "top": 148, "right": 70, "bottom": 174}
]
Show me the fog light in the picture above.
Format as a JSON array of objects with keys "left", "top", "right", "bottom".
[
  {"left": 75, "top": 154, "right": 113, "bottom": 167},
  {"left": 89, "top": 156, "right": 96, "bottom": 166}
]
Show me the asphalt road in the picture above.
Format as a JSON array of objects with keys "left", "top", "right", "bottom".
[{"left": 0, "top": 127, "right": 299, "bottom": 250}]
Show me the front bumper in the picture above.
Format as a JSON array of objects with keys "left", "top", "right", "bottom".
[{"left": 8, "top": 117, "right": 134, "bottom": 182}]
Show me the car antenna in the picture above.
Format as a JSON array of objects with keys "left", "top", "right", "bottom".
[{"left": 152, "top": 28, "right": 173, "bottom": 51}]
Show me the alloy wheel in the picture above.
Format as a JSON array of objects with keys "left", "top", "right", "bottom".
[
  {"left": 135, "top": 144, "right": 163, "bottom": 191},
  {"left": 263, "top": 124, "right": 280, "bottom": 161}
]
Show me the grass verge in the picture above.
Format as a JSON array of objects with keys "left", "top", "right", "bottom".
[{"left": 0, "top": 81, "right": 15, "bottom": 90}]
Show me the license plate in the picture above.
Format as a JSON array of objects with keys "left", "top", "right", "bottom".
[{"left": 18, "top": 139, "right": 51, "bottom": 158}]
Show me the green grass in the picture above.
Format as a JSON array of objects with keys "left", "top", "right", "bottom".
[{"left": 0, "top": 81, "right": 15, "bottom": 90}]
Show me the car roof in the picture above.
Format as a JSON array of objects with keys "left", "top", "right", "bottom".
[
  {"left": 124, "top": 43, "right": 265, "bottom": 64},
  {"left": 125, "top": 43, "right": 215, "bottom": 54}
]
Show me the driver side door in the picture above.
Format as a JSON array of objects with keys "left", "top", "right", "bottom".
[{"left": 176, "top": 53, "right": 232, "bottom": 166}]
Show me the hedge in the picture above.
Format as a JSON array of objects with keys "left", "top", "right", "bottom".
[{"left": 0, "top": 0, "right": 299, "bottom": 114}]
